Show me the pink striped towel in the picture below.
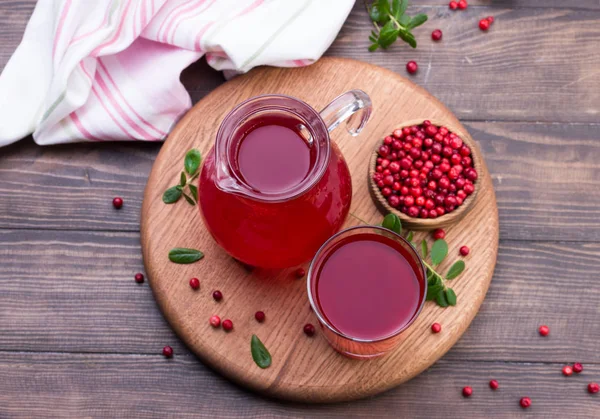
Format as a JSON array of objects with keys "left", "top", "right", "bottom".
[{"left": 0, "top": 0, "right": 355, "bottom": 147}]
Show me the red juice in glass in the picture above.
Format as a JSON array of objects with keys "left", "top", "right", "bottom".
[
  {"left": 198, "top": 92, "right": 372, "bottom": 269},
  {"left": 308, "top": 226, "right": 427, "bottom": 358}
]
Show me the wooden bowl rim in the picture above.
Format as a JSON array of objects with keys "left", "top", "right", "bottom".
[{"left": 368, "top": 119, "right": 482, "bottom": 230}]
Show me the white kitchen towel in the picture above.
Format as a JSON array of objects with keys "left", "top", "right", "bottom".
[{"left": 0, "top": 0, "right": 354, "bottom": 147}]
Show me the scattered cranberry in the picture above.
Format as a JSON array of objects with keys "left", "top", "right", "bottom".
[
  {"left": 162, "top": 345, "right": 173, "bottom": 358},
  {"left": 487, "top": 16, "right": 494, "bottom": 24},
  {"left": 459, "top": 246, "right": 470, "bottom": 256},
  {"left": 479, "top": 19, "right": 490, "bottom": 31},
  {"left": 458, "top": 0, "right": 468, "bottom": 9},
  {"left": 212, "top": 290, "right": 223, "bottom": 301},
  {"left": 431, "top": 323, "right": 442, "bottom": 333},
  {"left": 589, "top": 383, "right": 599, "bottom": 394},
  {"left": 562, "top": 365, "right": 573, "bottom": 376},
  {"left": 295, "top": 267, "right": 306, "bottom": 278},
  {"left": 304, "top": 323, "right": 316, "bottom": 337},
  {"left": 189, "top": 277, "right": 200, "bottom": 290},
  {"left": 222, "top": 319, "right": 233, "bottom": 332},
  {"left": 462, "top": 386, "right": 472, "bottom": 397},
  {"left": 209, "top": 315, "right": 221, "bottom": 328},
  {"left": 112, "top": 197, "right": 123, "bottom": 209},
  {"left": 433, "top": 228, "right": 446, "bottom": 240},
  {"left": 489, "top": 380, "right": 499, "bottom": 390},
  {"left": 520, "top": 397, "right": 531, "bottom": 408},
  {"left": 255, "top": 311, "right": 265, "bottom": 323},
  {"left": 430, "top": 29, "right": 443, "bottom": 41},
  {"left": 539, "top": 325, "right": 550, "bottom": 336},
  {"left": 449, "top": 1, "right": 458, "bottom": 9},
  {"left": 406, "top": 61, "right": 418, "bottom": 74},
  {"left": 573, "top": 363, "right": 584, "bottom": 373},
  {"left": 134, "top": 273, "right": 144, "bottom": 284}
]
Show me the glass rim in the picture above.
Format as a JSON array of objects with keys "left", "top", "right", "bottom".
[
  {"left": 306, "top": 225, "right": 428, "bottom": 344},
  {"left": 214, "top": 94, "right": 331, "bottom": 203}
]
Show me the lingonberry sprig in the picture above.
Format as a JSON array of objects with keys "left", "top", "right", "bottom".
[
  {"left": 381, "top": 214, "right": 465, "bottom": 307},
  {"left": 162, "top": 148, "right": 201, "bottom": 205},
  {"left": 366, "top": 0, "right": 428, "bottom": 51}
]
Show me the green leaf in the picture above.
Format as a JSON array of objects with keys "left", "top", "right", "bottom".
[
  {"left": 393, "top": 0, "right": 408, "bottom": 19},
  {"left": 398, "top": 29, "right": 417, "bottom": 48},
  {"left": 179, "top": 171, "right": 187, "bottom": 187},
  {"left": 406, "top": 230, "right": 414, "bottom": 242},
  {"left": 421, "top": 239, "right": 428, "bottom": 258},
  {"left": 382, "top": 213, "right": 402, "bottom": 234},
  {"left": 436, "top": 289, "right": 449, "bottom": 307},
  {"left": 399, "top": 14, "right": 410, "bottom": 26},
  {"left": 378, "top": 21, "right": 399, "bottom": 49},
  {"left": 407, "top": 13, "right": 428, "bottom": 30},
  {"left": 445, "top": 288, "right": 457, "bottom": 306},
  {"left": 369, "top": 35, "right": 377, "bottom": 43},
  {"left": 431, "top": 239, "right": 448, "bottom": 266},
  {"left": 369, "top": 4, "right": 382, "bottom": 23},
  {"left": 368, "top": 43, "right": 379, "bottom": 52},
  {"left": 184, "top": 149, "right": 201, "bottom": 175},
  {"left": 168, "top": 248, "right": 204, "bottom": 264},
  {"left": 251, "top": 335, "right": 272, "bottom": 369},
  {"left": 446, "top": 260, "right": 466, "bottom": 280},
  {"left": 427, "top": 283, "right": 444, "bottom": 301},
  {"left": 182, "top": 192, "right": 196, "bottom": 206},
  {"left": 162, "top": 186, "right": 182, "bottom": 204},
  {"left": 189, "top": 184, "right": 198, "bottom": 202},
  {"left": 377, "top": 0, "right": 392, "bottom": 20}
]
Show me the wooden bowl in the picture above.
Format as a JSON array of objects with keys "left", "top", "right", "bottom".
[{"left": 368, "top": 119, "right": 482, "bottom": 231}]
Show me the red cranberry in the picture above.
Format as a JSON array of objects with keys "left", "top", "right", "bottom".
[
  {"left": 431, "top": 29, "right": 443, "bottom": 41},
  {"left": 539, "top": 325, "right": 550, "bottom": 336},
  {"left": 376, "top": 167, "right": 383, "bottom": 174},
  {"left": 389, "top": 162, "right": 400, "bottom": 173},
  {"left": 134, "top": 273, "right": 144, "bottom": 284},
  {"left": 410, "top": 148, "right": 421, "bottom": 160},
  {"left": 449, "top": 1, "right": 458, "bottom": 10},
  {"left": 459, "top": 246, "right": 470, "bottom": 256},
  {"left": 425, "top": 125, "right": 437, "bottom": 137},
  {"left": 479, "top": 18, "right": 490, "bottom": 31},
  {"left": 255, "top": 311, "right": 265, "bottom": 322},
  {"left": 400, "top": 169, "right": 409, "bottom": 179},
  {"left": 465, "top": 168, "right": 478, "bottom": 181},
  {"left": 162, "top": 345, "right": 173, "bottom": 358},
  {"left": 423, "top": 120, "right": 431, "bottom": 127},
  {"left": 442, "top": 146, "right": 453, "bottom": 157},
  {"left": 562, "top": 365, "right": 573, "bottom": 376},
  {"left": 573, "top": 363, "right": 584, "bottom": 373},
  {"left": 409, "top": 178, "right": 420, "bottom": 188},
  {"left": 414, "top": 160, "right": 424, "bottom": 170},
  {"left": 462, "top": 386, "right": 472, "bottom": 397},
  {"left": 445, "top": 195, "right": 457, "bottom": 207},
  {"left": 393, "top": 140, "right": 402, "bottom": 150},
  {"left": 438, "top": 177, "right": 450, "bottom": 189},
  {"left": 438, "top": 127, "right": 448, "bottom": 136},
  {"left": 406, "top": 61, "right": 418, "bottom": 74},
  {"left": 461, "top": 156, "right": 472, "bottom": 167},
  {"left": 439, "top": 162, "right": 451, "bottom": 173},
  {"left": 383, "top": 169, "right": 391, "bottom": 176},
  {"left": 489, "top": 380, "right": 499, "bottom": 390},
  {"left": 378, "top": 145, "right": 390, "bottom": 157},
  {"left": 189, "top": 277, "right": 200, "bottom": 290},
  {"left": 411, "top": 187, "right": 423, "bottom": 197},
  {"left": 433, "top": 229, "right": 446, "bottom": 240},
  {"left": 436, "top": 207, "right": 445, "bottom": 216},
  {"left": 401, "top": 186, "right": 409, "bottom": 195},
  {"left": 384, "top": 136, "right": 394, "bottom": 145},
  {"left": 450, "top": 154, "right": 462, "bottom": 165},
  {"left": 425, "top": 199, "right": 435, "bottom": 210},
  {"left": 460, "top": 145, "right": 471, "bottom": 156},
  {"left": 381, "top": 159, "right": 390, "bottom": 168},
  {"left": 384, "top": 175, "right": 394, "bottom": 186},
  {"left": 424, "top": 138, "right": 434, "bottom": 148},
  {"left": 455, "top": 178, "right": 466, "bottom": 189},
  {"left": 212, "top": 290, "right": 223, "bottom": 301},
  {"left": 431, "top": 323, "right": 442, "bottom": 333},
  {"left": 112, "top": 197, "right": 123, "bottom": 209},
  {"left": 222, "top": 319, "right": 233, "bottom": 331},
  {"left": 448, "top": 168, "right": 460, "bottom": 180},
  {"left": 432, "top": 143, "right": 443, "bottom": 155},
  {"left": 209, "top": 315, "right": 221, "bottom": 328},
  {"left": 388, "top": 195, "right": 400, "bottom": 207},
  {"left": 434, "top": 194, "right": 445, "bottom": 206},
  {"left": 404, "top": 196, "right": 415, "bottom": 207},
  {"left": 589, "top": 383, "right": 599, "bottom": 394},
  {"left": 296, "top": 268, "right": 306, "bottom": 278},
  {"left": 402, "top": 127, "right": 411, "bottom": 136},
  {"left": 412, "top": 137, "right": 423, "bottom": 148},
  {"left": 419, "top": 208, "right": 429, "bottom": 218},
  {"left": 455, "top": 196, "right": 463, "bottom": 206},
  {"left": 487, "top": 16, "right": 494, "bottom": 24},
  {"left": 382, "top": 187, "right": 392, "bottom": 197},
  {"left": 458, "top": 0, "right": 467, "bottom": 9},
  {"left": 408, "top": 206, "right": 420, "bottom": 217},
  {"left": 400, "top": 158, "right": 412, "bottom": 170},
  {"left": 428, "top": 209, "right": 438, "bottom": 218},
  {"left": 431, "top": 154, "right": 441, "bottom": 164},
  {"left": 415, "top": 196, "right": 426, "bottom": 207},
  {"left": 457, "top": 190, "right": 467, "bottom": 200},
  {"left": 424, "top": 160, "right": 434, "bottom": 170},
  {"left": 392, "top": 129, "right": 402, "bottom": 139},
  {"left": 520, "top": 397, "right": 531, "bottom": 409},
  {"left": 376, "top": 180, "right": 384, "bottom": 188},
  {"left": 304, "top": 323, "right": 316, "bottom": 336},
  {"left": 427, "top": 181, "right": 437, "bottom": 191},
  {"left": 450, "top": 137, "right": 463, "bottom": 149},
  {"left": 392, "top": 182, "right": 402, "bottom": 191},
  {"left": 464, "top": 183, "right": 475, "bottom": 195}
]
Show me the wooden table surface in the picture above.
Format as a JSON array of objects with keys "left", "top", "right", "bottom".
[{"left": 1, "top": 1, "right": 599, "bottom": 418}]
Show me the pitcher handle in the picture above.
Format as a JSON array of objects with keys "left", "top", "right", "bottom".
[{"left": 319, "top": 90, "right": 372, "bottom": 137}]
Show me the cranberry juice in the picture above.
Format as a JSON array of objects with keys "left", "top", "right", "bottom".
[
  {"left": 313, "top": 232, "right": 425, "bottom": 341},
  {"left": 199, "top": 113, "right": 352, "bottom": 268}
]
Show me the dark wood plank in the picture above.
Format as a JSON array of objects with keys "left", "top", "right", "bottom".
[
  {"left": 0, "top": 352, "right": 598, "bottom": 418},
  {"left": 2, "top": 4, "right": 599, "bottom": 124},
  {"left": 1, "top": 229, "right": 599, "bottom": 363},
  {"left": 2, "top": 122, "right": 599, "bottom": 241}
]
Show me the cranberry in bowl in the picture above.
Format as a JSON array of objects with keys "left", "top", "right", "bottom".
[
  {"left": 307, "top": 225, "right": 427, "bottom": 359},
  {"left": 369, "top": 119, "right": 481, "bottom": 230}
]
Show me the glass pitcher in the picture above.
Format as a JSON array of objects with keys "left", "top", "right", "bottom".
[{"left": 198, "top": 90, "right": 372, "bottom": 269}]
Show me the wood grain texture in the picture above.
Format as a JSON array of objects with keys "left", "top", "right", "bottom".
[
  {"left": 140, "top": 58, "right": 499, "bottom": 402},
  {"left": 1, "top": 352, "right": 598, "bottom": 418},
  {"left": 2, "top": 122, "right": 600, "bottom": 240},
  {"left": 2, "top": 230, "right": 600, "bottom": 362}
]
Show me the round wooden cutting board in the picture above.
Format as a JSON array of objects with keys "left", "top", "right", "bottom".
[{"left": 141, "top": 57, "right": 499, "bottom": 403}]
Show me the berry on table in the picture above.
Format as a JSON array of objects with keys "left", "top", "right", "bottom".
[
  {"left": 562, "top": 365, "right": 573, "bottom": 376},
  {"left": 449, "top": 1, "right": 458, "bottom": 9},
  {"left": 458, "top": 0, "right": 468, "bottom": 9},
  {"left": 212, "top": 290, "right": 223, "bottom": 301},
  {"left": 573, "top": 363, "right": 583, "bottom": 373},
  {"left": 112, "top": 197, "right": 123, "bottom": 209},
  {"left": 431, "top": 323, "right": 442, "bottom": 333},
  {"left": 479, "top": 19, "right": 490, "bottom": 31},
  {"left": 189, "top": 277, "right": 200, "bottom": 290},
  {"left": 209, "top": 315, "right": 221, "bottom": 328},
  {"left": 255, "top": 311, "right": 265, "bottom": 323},
  {"left": 134, "top": 273, "right": 144, "bottom": 284},
  {"left": 520, "top": 397, "right": 531, "bottom": 408},
  {"left": 431, "top": 29, "right": 443, "bottom": 41},
  {"left": 222, "top": 319, "right": 233, "bottom": 332},
  {"left": 539, "top": 325, "right": 550, "bottom": 336},
  {"left": 162, "top": 345, "right": 173, "bottom": 358},
  {"left": 460, "top": 246, "right": 470, "bottom": 256},
  {"left": 462, "top": 386, "right": 472, "bottom": 397},
  {"left": 295, "top": 268, "right": 306, "bottom": 278},
  {"left": 433, "top": 228, "right": 446, "bottom": 240},
  {"left": 589, "top": 383, "right": 599, "bottom": 394},
  {"left": 304, "top": 323, "right": 316, "bottom": 337},
  {"left": 489, "top": 380, "right": 499, "bottom": 390},
  {"left": 406, "top": 61, "right": 418, "bottom": 74},
  {"left": 487, "top": 16, "right": 495, "bottom": 24}
]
